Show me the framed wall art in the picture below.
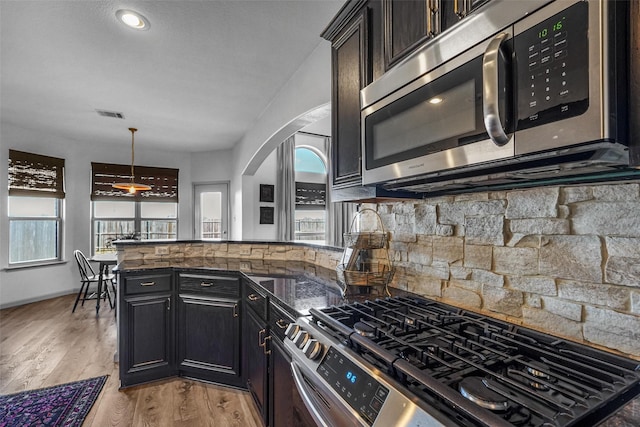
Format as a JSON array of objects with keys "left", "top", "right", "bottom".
[
  {"left": 259, "top": 206, "right": 274, "bottom": 224},
  {"left": 259, "top": 184, "right": 274, "bottom": 203}
]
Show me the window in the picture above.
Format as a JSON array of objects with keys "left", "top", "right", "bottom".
[
  {"left": 91, "top": 162, "right": 178, "bottom": 254},
  {"left": 8, "top": 150, "right": 65, "bottom": 265},
  {"left": 92, "top": 201, "right": 177, "bottom": 253},
  {"left": 294, "top": 146, "right": 326, "bottom": 243}
]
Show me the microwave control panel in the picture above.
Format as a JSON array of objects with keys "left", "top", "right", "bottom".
[{"left": 514, "top": 1, "right": 589, "bottom": 130}]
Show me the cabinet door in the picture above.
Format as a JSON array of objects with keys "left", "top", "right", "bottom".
[
  {"left": 178, "top": 295, "right": 241, "bottom": 385},
  {"left": 120, "top": 294, "right": 174, "bottom": 387},
  {"left": 331, "top": 10, "right": 368, "bottom": 188},
  {"left": 244, "top": 308, "right": 268, "bottom": 423},
  {"left": 383, "top": 0, "right": 433, "bottom": 69},
  {"left": 269, "top": 338, "right": 316, "bottom": 427}
]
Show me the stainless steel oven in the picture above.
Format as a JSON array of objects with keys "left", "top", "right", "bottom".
[
  {"left": 284, "top": 296, "right": 640, "bottom": 427},
  {"left": 361, "top": 0, "right": 631, "bottom": 192}
]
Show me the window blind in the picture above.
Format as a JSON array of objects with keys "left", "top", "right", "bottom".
[
  {"left": 8, "top": 149, "right": 65, "bottom": 198},
  {"left": 295, "top": 181, "right": 326, "bottom": 209},
  {"left": 91, "top": 162, "right": 179, "bottom": 202}
]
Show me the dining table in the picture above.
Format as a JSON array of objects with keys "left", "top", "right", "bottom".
[{"left": 90, "top": 253, "right": 118, "bottom": 315}]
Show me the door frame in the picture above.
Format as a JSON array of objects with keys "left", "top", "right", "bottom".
[{"left": 193, "top": 182, "right": 230, "bottom": 240}]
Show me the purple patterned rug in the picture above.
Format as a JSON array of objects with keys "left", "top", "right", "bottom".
[{"left": 0, "top": 375, "right": 108, "bottom": 427}]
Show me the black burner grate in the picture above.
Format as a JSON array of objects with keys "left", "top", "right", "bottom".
[{"left": 310, "top": 296, "right": 640, "bottom": 427}]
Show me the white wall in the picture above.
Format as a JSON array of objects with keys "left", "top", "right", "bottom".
[
  {"left": 230, "top": 41, "right": 333, "bottom": 239},
  {"left": 0, "top": 39, "right": 333, "bottom": 306},
  {"left": 251, "top": 150, "right": 277, "bottom": 240},
  {"left": 190, "top": 148, "right": 233, "bottom": 183},
  {"left": 243, "top": 127, "right": 329, "bottom": 240},
  {"left": 0, "top": 123, "right": 192, "bottom": 308}
]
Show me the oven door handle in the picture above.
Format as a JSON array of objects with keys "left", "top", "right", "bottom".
[
  {"left": 290, "top": 362, "right": 332, "bottom": 427},
  {"left": 482, "top": 31, "right": 510, "bottom": 147}
]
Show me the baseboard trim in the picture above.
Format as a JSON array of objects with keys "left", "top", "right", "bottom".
[{"left": 0, "top": 289, "right": 78, "bottom": 310}]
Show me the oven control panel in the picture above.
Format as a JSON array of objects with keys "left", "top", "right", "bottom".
[
  {"left": 514, "top": 1, "right": 589, "bottom": 130},
  {"left": 317, "top": 346, "right": 388, "bottom": 426}
]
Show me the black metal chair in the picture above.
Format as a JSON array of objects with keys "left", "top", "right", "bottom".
[{"left": 72, "top": 250, "right": 115, "bottom": 313}]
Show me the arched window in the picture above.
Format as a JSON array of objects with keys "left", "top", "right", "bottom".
[
  {"left": 295, "top": 147, "right": 326, "bottom": 173},
  {"left": 294, "top": 146, "right": 327, "bottom": 243}
]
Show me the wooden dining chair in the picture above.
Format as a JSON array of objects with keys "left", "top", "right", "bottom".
[{"left": 72, "top": 250, "right": 115, "bottom": 313}]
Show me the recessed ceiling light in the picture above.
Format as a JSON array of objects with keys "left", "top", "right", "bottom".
[
  {"left": 428, "top": 97, "right": 443, "bottom": 104},
  {"left": 116, "top": 10, "right": 150, "bottom": 31}
]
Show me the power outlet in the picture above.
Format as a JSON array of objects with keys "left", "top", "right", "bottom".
[{"left": 155, "top": 246, "right": 170, "bottom": 255}]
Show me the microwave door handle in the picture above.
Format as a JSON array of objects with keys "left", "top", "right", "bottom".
[{"left": 482, "top": 32, "right": 510, "bottom": 146}]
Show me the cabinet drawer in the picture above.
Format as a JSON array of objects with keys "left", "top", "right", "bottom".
[
  {"left": 124, "top": 273, "right": 172, "bottom": 295},
  {"left": 245, "top": 280, "right": 268, "bottom": 320},
  {"left": 269, "top": 302, "right": 295, "bottom": 342},
  {"left": 179, "top": 273, "right": 239, "bottom": 297}
]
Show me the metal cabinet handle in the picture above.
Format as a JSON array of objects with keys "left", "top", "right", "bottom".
[
  {"left": 276, "top": 319, "right": 288, "bottom": 330},
  {"left": 263, "top": 336, "right": 271, "bottom": 355},
  {"left": 482, "top": 32, "right": 511, "bottom": 146},
  {"left": 248, "top": 294, "right": 260, "bottom": 301},
  {"left": 167, "top": 297, "right": 171, "bottom": 311},
  {"left": 454, "top": 0, "right": 471, "bottom": 18},
  {"left": 233, "top": 303, "right": 238, "bottom": 318},
  {"left": 259, "top": 329, "right": 266, "bottom": 347},
  {"left": 200, "top": 282, "right": 213, "bottom": 287},
  {"left": 427, "top": 0, "right": 440, "bottom": 37},
  {"left": 426, "top": 0, "right": 433, "bottom": 36},
  {"left": 141, "top": 281, "right": 156, "bottom": 286}
]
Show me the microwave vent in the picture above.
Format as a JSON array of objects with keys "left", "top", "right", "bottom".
[{"left": 95, "top": 110, "right": 125, "bottom": 119}]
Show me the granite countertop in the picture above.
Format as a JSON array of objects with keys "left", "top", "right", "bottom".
[
  {"left": 600, "top": 396, "right": 640, "bottom": 426},
  {"left": 117, "top": 257, "right": 400, "bottom": 315},
  {"left": 113, "top": 238, "right": 343, "bottom": 252},
  {"left": 116, "top": 257, "right": 639, "bottom": 424}
]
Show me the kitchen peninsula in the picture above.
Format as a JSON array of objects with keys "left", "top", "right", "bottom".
[
  {"left": 114, "top": 240, "right": 354, "bottom": 427},
  {"left": 115, "top": 239, "right": 640, "bottom": 427}
]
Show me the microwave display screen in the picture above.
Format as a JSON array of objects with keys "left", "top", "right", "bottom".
[{"left": 372, "top": 79, "right": 476, "bottom": 160}]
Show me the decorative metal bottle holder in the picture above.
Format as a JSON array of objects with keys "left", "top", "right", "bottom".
[{"left": 336, "top": 208, "right": 394, "bottom": 297}]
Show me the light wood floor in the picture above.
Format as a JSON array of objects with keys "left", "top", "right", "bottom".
[{"left": 0, "top": 294, "right": 262, "bottom": 427}]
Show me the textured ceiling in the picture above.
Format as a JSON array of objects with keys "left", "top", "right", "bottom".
[{"left": 0, "top": 1, "right": 342, "bottom": 152}]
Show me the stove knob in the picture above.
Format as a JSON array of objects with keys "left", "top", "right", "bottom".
[
  {"left": 302, "top": 339, "right": 323, "bottom": 360},
  {"left": 285, "top": 324, "right": 300, "bottom": 340},
  {"left": 293, "top": 330, "right": 310, "bottom": 349}
]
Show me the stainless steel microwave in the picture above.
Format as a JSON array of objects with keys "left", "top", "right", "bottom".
[{"left": 361, "top": 0, "right": 632, "bottom": 193}]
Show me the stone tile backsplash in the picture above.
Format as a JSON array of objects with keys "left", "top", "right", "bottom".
[
  {"left": 359, "top": 183, "right": 640, "bottom": 359},
  {"left": 119, "top": 182, "right": 640, "bottom": 358}
]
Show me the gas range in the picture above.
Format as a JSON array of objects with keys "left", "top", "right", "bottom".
[{"left": 283, "top": 296, "right": 640, "bottom": 427}]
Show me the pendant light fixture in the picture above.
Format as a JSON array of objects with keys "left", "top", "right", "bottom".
[{"left": 112, "top": 128, "right": 152, "bottom": 194}]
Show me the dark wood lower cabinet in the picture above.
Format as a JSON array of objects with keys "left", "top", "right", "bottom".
[
  {"left": 120, "top": 293, "right": 175, "bottom": 387},
  {"left": 119, "top": 268, "right": 318, "bottom": 426},
  {"left": 244, "top": 307, "right": 268, "bottom": 424},
  {"left": 177, "top": 294, "right": 242, "bottom": 387},
  {"left": 270, "top": 337, "right": 316, "bottom": 427}
]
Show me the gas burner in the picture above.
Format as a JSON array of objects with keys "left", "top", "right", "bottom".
[
  {"left": 353, "top": 321, "right": 375, "bottom": 338},
  {"left": 459, "top": 377, "right": 510, "bottom": 411},
  {"left": 311, "top": 295, "right": 640, "bottom": 427},
  {"left": 524, "top": 364, "right": 555, "bottom": 391},
  {"left": 526, "top": 365, "right": 551, "bottom": 379}
]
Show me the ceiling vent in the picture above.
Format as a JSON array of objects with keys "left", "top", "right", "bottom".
[{"left": 96, "top": 109, "right": 125, "bottom": 119}]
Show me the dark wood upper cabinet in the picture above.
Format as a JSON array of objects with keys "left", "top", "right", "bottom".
[
  {"left": 330, "top": 10, "right": 368, "bottom": 188},
  {"left": 383, "top": 0, "right": 432, "bottom": 69}
]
